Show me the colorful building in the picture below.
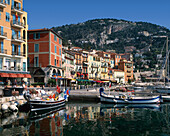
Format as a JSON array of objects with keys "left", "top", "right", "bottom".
[
  {"left": 62, "top": 49, "right": 75, "bottom": 87},
  {"left": 110, "top": 53, "right": 122, "bottom": 68},
  {"left": 118, "top": 59, "right": 133, "bottom": 83},
  {"left": 88, "top": 53, "right": 101, "bottom": 80},
  {"left": 28, "top": 28, "right": 62, "bottom": 85},
  {"left": 0, "top": 0, "right": 30, "bottom": 86},
  {"left": 113, "top": 69, "right": 125, "bottom": 83}
]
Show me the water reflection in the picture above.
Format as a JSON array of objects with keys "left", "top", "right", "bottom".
[{"left": 0, "top": 103, "right": 170, "bottom": 136}]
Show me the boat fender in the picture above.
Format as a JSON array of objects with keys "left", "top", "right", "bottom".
[
  {"left": 122, "top": 95, "right": 126, "bottom": 99},
  {"left": 2, "top": 104, "right": 8, "bottom": 111}
]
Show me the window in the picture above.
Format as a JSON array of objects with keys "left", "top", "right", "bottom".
[
  {"left": 23, "top": 62, "right": 26, "bottom": 71},
  {"left": 55, "top": 59, "right": 56, "bottom": 66},
  {"left": 0, "top": 58, "right": 2, "bottom": 69},
  {"left": 54, "top": 36, "right": 57, "bottom": 42},
  {"left": 34, "top": 57, "right": 39, "bottom": 67},
  {"left": 59, "top": 38, "right": 62, "bottom": 44},
  {"left": 55, "top": 46, "right": 56, "bottom": 53},
  {"left": 34, "top": 33, "right": 40, "bottom": 39},
  {"left": 34, "top": 44, "right": 39, "bottom": 52},
  {"left": 6, "top": 12, "right": 10, "bottom": 22}
]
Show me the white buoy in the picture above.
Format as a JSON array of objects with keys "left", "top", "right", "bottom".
[{"left": 1, "top": 104, "right": 8, "bottom": 112}]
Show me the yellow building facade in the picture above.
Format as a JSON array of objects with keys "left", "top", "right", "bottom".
[
  {"left": 0, "top": 0, "right": 28, "bottom": 83},
  {"left": 88, "top": 53, "right": 101, "bottom": 80}
]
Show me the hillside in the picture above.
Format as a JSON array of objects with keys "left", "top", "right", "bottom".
[{"left": 52, "top": 18, "right": 170, "bottom": 54}]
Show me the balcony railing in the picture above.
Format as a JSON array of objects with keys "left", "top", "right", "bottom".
[
  {"left": 0, "top": 31, "right": 7, "bottom": 39},
  {"left": 0, "top": 49, "right": 7, "bottom": 54},
  {"left": 11, "top": 6, "right": 24, "bottom": 14},
  {"left": 12, "top": 35, "right": 25, "bottom": 43},
  {"left": 0, "top": 1, "right": 7, "bottom": 8},
  {"left": 101, "top": 65, "right": 107, "bottom": 68},
  {"left": 12, "top": 51, "right": 23, "bottom": 56},
  {"left": 83, "top": 64, "right": 88, "bottom": 67},
  {"left": 11, "top": 20, "right": 25, "bottom": 28}
]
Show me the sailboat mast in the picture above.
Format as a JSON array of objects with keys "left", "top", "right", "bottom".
[{"left": 165, "top": 36, "right": 168, "bottom": 84}]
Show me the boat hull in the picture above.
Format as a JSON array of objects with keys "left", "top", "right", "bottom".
[
  {"left": 156, "top": 87, "right": 170, "bottom": 94},
  {"left": 28, "top": 99, "right": 66, "bottom": 112},
  {"left": 100, "top": 94, "right": 161, "bottom": 104}
]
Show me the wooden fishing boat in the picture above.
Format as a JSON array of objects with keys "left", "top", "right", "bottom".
[
  {"left": 99, "top": 88, "right": 162, "bottom": 104},
  {"left": 24, "top": 89, "right": 69, "bottom": 112}
]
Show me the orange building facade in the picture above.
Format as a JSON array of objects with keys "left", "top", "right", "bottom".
[
  {"left": 118, "top": 59, "right": 133, "bottom": 83},
  {"left": 28, "top": 28, "right": 62, "bottom": 84}
]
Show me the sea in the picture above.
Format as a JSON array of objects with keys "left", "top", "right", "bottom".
[{"left": 0, "top": 102, "right": 170, "bottom": 136}]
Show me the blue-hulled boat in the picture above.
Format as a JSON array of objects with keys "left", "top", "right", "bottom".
[{"left": 99, "top": 88, "right": 162, "bottom": 104}]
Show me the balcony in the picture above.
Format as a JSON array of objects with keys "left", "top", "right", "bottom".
[
  {"left": 0, "top": 49, "right": 7, "bottom": 54},
  {"left": 11, "top": 35, "right": 25, "bottom": 43},
  {"left": 0, "top": 31, "right": 7, "bottom": 39},
  {"left": 83, "top": 63, "right": 88, "bottom": 67},
  {"left": 11, "top": 6, "right": 24, "bottom": 14},
  {"left": 11, "top": 20, "right": 25, "bottom": 29},
  {"left": 12, "top": 51, "right": 24, "bottom": 57},
  {"left": 0, "top": 1, "right": 7, "bottom": 8}
]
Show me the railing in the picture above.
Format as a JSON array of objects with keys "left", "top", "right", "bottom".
[
  {"left": 12, "top": 51, "right": 23, "bottom": 56},
  {"left": 0, "top": 0, "right": 6, "bottom": 6},
  {"left": 0, "top": 49, "right": 7, "bottom": 54},
  {"left": 11, "top": 6, "right": 24, "bottom": 12},
  {"left": 0, "top": 31, "right": 7, "bottom": 37},
  {"left": 11, "top": 20, "right": 25, "bottom": 27},
  {"left": 83, "top": 64, "right": 88, "bottom": 67},
  {"left": 12, "top": 35, "right": 25, "bottom": 41}
]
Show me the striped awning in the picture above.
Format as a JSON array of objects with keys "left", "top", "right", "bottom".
[
  {"left": 0, "top": 73, "right": 9, "bottom": 77},
  {"left": 17, "top": 74, "right": 25, "bottom": 78},
  {"left": 8, "top": 73, "right": 18, "bottom": 78},
  {"left": 24, "top": 74, "right": 31, "bottom": 78}
]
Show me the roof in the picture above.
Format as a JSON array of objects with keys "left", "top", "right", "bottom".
[{"left": 28, "top": 28, "right": 63, "bottom": 39}]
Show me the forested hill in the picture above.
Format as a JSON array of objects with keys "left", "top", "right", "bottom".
[{"left": 52, "top": 18, "right": 170, "bottom": 53}]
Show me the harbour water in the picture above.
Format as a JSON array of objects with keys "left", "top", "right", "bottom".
[{"left": 0, "top": 102, "right": 170, "bottom": 136}]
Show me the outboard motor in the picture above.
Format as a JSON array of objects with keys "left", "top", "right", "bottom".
[{"left": 99, "top": 88, "right": 104, "bottom": 96}]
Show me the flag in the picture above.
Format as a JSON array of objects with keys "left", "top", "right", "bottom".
[{"left": 109, "top": 83, "right": 111, "bottom": 88}]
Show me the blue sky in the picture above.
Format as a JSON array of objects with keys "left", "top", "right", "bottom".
[{"left": 24, "top": 0, "right": 170, "bottom": 30}]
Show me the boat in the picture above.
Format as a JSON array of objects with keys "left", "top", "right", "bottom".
[
  {"left": 134, "top": 86, "right": 145, "bottom": 92},
  {"left": 23, "top": 88, "right": 69, "bottom": 112},
  {"left": 156, "top": 36, "right": 170, "bottom": 94},
  {"left": 99, "top": 88, "right": 162, "bottom": 104},
  {"left": 162, "top": 95, "right": 170, "bottom": 102}
]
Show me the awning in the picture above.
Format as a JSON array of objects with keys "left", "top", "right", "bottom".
[
  {"left": 8, "top": 73, "right": 17, "bottom": 78},
  {"left": 17, "top": 74, "right": 25, "bottom": 78},
  {"left": 81, "top": 73, "right": 84, "bottom": 75},
  {"left": 77, "top": 73, "right": 80, "bottom": 75},
  {"left": 0, "top": 73, "right": 9, "bottom": 77},
  {"left": 24, "top": 74, "right": 31, "bottom": 78}
]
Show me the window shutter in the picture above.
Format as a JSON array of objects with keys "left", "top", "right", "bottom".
[
  {"left": 1, "top": 42, "right": 3, "bottom": 53},
  {"left": 18, "top": 16, "right": 20, "bottom": 23},
  {"left": 18, "top": 3, "right": 21, "bottom": 10},
  {"left": 1, "top": 26, "right": 3, "bottom": 35},
  {"left": 33, "top": 33, "right": 36, "bottom": 39},
  {"left": 12, "top": 44, "right": 14, "bottom": 53},
  {"left": 12, "top": 0, "right": 14, "bottom": 8},
  {"left": 18, "top": 45, "right": 21, "bottom": 55}
]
